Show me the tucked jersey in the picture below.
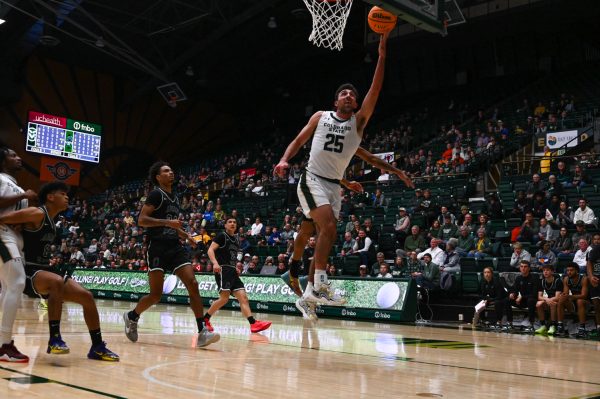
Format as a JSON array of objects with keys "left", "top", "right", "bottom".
[
  {"left": 588, "top": 246, "right": 600, "bottom": 277},
  {"left": 144, "top": 188, "right": 180, "bottom": 242},
  {"left": 307, "top": 112, "right": 361, "bottom": 181},
  {"left": 0, "top": 173, "right": 26, "bottom": 216},
  {"left": 22, "top": 206, "right": 56, "bottom": 266},
  {"left": 213, "top": 232, "right": 240, "bottom": 267}
]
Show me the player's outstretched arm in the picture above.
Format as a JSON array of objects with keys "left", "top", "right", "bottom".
[
  {"left": 274, "top": 111, "right": 323, "bottom": 178},
  {"left": 354, "top": 147, "right": 414, "bottom": 188},
  {"left": 0, "top": 207, "right": 44, "bottom": 229},
  {"left": 356, "top": 32, "right": 389, "bottom": 129}
]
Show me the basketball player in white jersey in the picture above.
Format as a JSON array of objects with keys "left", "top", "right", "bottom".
[
  {"left": 275, "top": 33, "right": 410, "bottom": 304},
  {"left": 0, "top": 147, "right": 37, "bottom": 362}
]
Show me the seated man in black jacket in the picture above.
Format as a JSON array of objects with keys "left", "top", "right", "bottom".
[{"left": 507, "top": 260, "right": 539, "bottom": 333}]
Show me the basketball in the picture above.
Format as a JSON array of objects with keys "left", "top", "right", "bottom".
[{"left": 367, "top": 6, "right": 397, "bottom": 34}]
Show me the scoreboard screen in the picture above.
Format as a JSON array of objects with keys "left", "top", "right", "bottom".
[{"left": 26, "top": 111, "right": 102, "bottom": 163}]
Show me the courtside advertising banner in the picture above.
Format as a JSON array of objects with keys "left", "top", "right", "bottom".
[
  {"left": 374, "top": 152, "right": 395, "bottom": 163},
  {"left": 71, "top": 270, "right": 410, "bottom": 311}
]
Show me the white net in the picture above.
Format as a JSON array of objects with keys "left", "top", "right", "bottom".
[{"left": 302, "top": 0, "right": 354, "bottom": 51}]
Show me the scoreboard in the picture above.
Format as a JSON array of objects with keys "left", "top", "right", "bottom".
[{"left": 26, "top": 111, "right": 102, "bottom": 163}]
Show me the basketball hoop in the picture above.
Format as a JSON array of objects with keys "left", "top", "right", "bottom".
[{"left": 302, "top": 0, "right": 354, "bottom": 51}]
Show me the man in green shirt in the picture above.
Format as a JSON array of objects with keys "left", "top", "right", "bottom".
[{"left": 397, "top": 225, "right": 425, "bottom": 257}]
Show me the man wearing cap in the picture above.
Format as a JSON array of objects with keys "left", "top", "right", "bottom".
[
  {"left": 242, "top": 253, "right": 252, "bottom": 273},
  {"left": 456, "top": 205, "right": 470, "bottom": 225},
  {"left": 574, "top": 198, "right": 596, "bottom": 227},
  {"left": 408, "top": 188, "right": 423, "bottom": 214},
  {"left": 440, "top": 214, "right": 458, "bottom": 243},
  {"left": 394, "top": 207, "right": 411, "bottom": 245},
  {"left": 571, "top": 220, "right": 591, "bottom": 245},
  {"left": 535, "top": 263, "right": 563, "bottom": 335}
]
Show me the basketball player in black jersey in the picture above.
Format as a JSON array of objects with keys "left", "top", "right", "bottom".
[
  {"left": 558, "top": 262, "right": 589, "bottom": 338},
  {"left": 203, "top": 217, "right": 271, "bottom": 333},
  {"left": 535, "top": 263, "right": 563, "bottom": 335},
  {"left": 586, "top": 233, "right": 600, "bottom": 338},
  {"left": 123, "top": 162, "right": 220, "bottom": 347},
  {"left": 0, "top": 182, "right": 119, "bottom": 361}
]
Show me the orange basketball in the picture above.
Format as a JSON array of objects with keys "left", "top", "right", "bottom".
[{"left": 367, "top": 6, "right": 397, "bottom": 34}]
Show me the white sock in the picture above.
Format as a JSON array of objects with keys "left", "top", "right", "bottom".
[
  {"left": 0, "top": 258, "right": 26, "bottom": 345},
  {"left": 303, "top": 282, "right": 314, "bottom": 298},
  {"left": 314, "top": 270, "right": 328, "bottom": 291}
]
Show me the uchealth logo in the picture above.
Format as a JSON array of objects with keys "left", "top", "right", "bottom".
[
  {"left": 163, "top": 275, "right": 178, "bottom": 294},
  {"left": 548, "top": 135, "right": 557, "bottom": 146},
  {"left": 376, "top": 282, "right": 400, "bottom": 309}
]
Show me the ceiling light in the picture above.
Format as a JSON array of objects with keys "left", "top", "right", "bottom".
[
  {"left": 0, "top": 19, "right": 6, "bottom": 25},
  {"left": 267, "top": 17, "right": 277, "bottom": 29},
  {"left": 95, "top": 36, "right": 105, "bottom": 48}
]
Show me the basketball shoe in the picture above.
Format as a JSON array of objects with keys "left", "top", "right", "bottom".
[
  {"left": 197, "top": 329, "right": 220, "bottom": 348},
  {"left": 47, "top": 336, "right": 70, "bottom": 354},
  {"left": 204, "top": 317, "right": 214, "bottom": 332},
  {"left": 295, "top": 298, "right": 318, "bottom": 322},
  {"left": 304, "top": 282, "right": 346, "bottom": 306},
  {"left": 250, "top": 320, "right": 272, "bottom": 333},
  {"left": 0, "top": 341, "right": 29, "bottom": 363},
  {"left": 122, "top": 312, "right": 138, "bottom": 342},
  {"left": 88, "top": 342, "right": 120, "bottom": 361}
]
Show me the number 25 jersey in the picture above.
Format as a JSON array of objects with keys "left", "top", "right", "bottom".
[{"left": 307, "top": 112, "right": 361, "bottom": 181}]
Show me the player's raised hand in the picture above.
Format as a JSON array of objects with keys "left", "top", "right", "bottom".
[
  {"left": 379, "top": 31, "right": 390, "bottom": 57},
  {"left": 274, "top": 161, "right": 289, "bottom": 178}
]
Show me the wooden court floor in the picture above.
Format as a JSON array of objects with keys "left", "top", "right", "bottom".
[{"left": 0, "top": 297, "right": 599, "bottom": 398}]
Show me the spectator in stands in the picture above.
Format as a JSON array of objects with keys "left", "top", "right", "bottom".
[
  {"left": 267, "top": 226, "right": 281, "bottom": 246},
  {"left": 441, "top": 238, "right": 460, "bottom": 273},
  {"left": 537, "top": 218, "right": 557, "bottom": 244},
  {"left": 260, "top": 257, "right": 277, "bottom": 275},
  {"left": 460, "top": 213, "right": 474, "bottom": 234},
  {"left": 326, "top": 264, "right": 337, "bottom": 277},
  {"left": 468, "top": 228, "right": 491, "bottom": 259},
  {"left": 574, "top": 198, "right": 596, "bottom": 227},
  {"left": 414, "top": 253, "right": 440, "bottom": 290},
  {"left": 556, "top": 201, "right": 574, "bottom": 228},
  {"left": 437, "top": 206, "right": 455, "bottom": 225},
  {"left": 340, "top": 232, "right": 356, "bottom": 257},
  {"left": 363, "top": 218, "right": 379, "bottom": 244},
  {"left": 555, "top": 161, "right": 572, "bottom": 187},
  {"left": 346, "top": 214, "right": 359, "bottom": 233},
  {"left": 376, "top": 170, "right": 390, "bottom": 184},
  {"left": 508, "top": 260, "right": 538, "bottom": 333},
  {"left": 530, "top": 192, "right": 548, "bottom": 219},
  {"left": 417, "top": 238, "right": 445, "bottom": 266},
  {"left": 372, "top": 188, "right": 385, "bottom": 207},
  {"left": 546, "top": 194, "right": 561, "bottom": 220},
  {"left": 534, "top": 102, "right": 546, "bottom": 117},
  {"left": 476, "top": 214, "right": 492, "bottom": 237},
  {"left": 476, "top": 266, "right": 510, "bottom": 330},
  {"left": 427, "top": 220, "right": 442, "bottom": 242},
  {"left": 546, "top": 175, "right": 564, "bottom": 199},
  {"left": 394, "top": 207, "right": 411, "bottom": 245},
  {"left": 509, "top": 242, "right": 532, "bottom": 271},
  {"left": 390, "top": 256, "right": 406, "bottom": 278},
  {"left": 439, "top": 214, "right": 458, "bottom": 244},
  {"left": 417, "top": 189, "right": 438, "bottom": 227},
  {"left": 484, "top": 194, "right": 503, "bottom": 220},
  {"left": 526, "top": 174, "right": 546, "bottom": 199},
  {"left": 358, "top": 264, "right": 369, "bottom": 278},
  {"left": 371, "top": 252, "right": 388, "bottom": 277},
  {"left": 250, "top": 217, "right": 264, "bottom": 236},
  {"left": 534, "top": 240, "right": 557, "bottom": 270},
  {"left": 246, "top": 261, "right": 260, "bottom": 275},
  {"left": 376, "top": 264, "right": 392, "bottom": 278},
  {"left": 552, "top": 227, "right": 573, "bottom": 258},
  {"left": 573, "top": 238, "right": 592, "bottom": 272},
  {"left": 456, "top": 226, "right": 474, "bottom": 256},
  {"left": 571, "top": 220, "right": 591, "bottom": 245},
  {"left": 571, "top": 164, "right": 590, "bottom": 188},
  {"left": 280, "top": 224, "right": 294, "bottom": 242},
  {"left": 398, "top": 225, "right": 426, "bottom": 257},
  {"left": 518, "top": 212, "right": 540, "bottom": 243},
  {"left": 511, "top": 190, "right": 529, "bottom": 219},
  {"left": 353, "top": 229, "right": 374, "bottom": 267},
  {"left": 456, "top": 205, "right": 470, "bottom": 226}
]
